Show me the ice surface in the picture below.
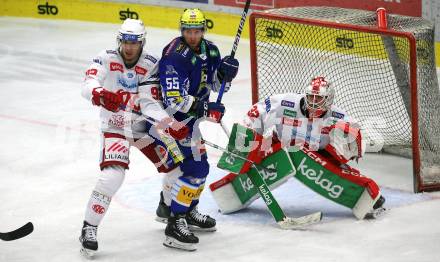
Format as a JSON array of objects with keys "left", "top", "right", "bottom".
[{"left": 0, "top": 17, "right": 439, "bottom": 262}]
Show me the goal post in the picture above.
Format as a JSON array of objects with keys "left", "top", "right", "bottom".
[{"left": 249, "top": 6, "right": 440, "bottom": 193}]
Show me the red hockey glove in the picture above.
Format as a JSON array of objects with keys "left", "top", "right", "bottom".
[
  {"left": 92, "top": 88, "right": 130, "bottom": 112},
  {"left": 158, "top": 118, "right": 190, "bottom": 140}
]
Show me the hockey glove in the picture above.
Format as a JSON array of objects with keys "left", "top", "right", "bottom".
[
  {"left": 156, "top": 117, "right": 189, "bottom": 140},
  {"left": 196, "top": 101, "right": 225, "bottom": 123},
  {"left": 217, "top": 56, "right": 239, "bottom": 82},
  {"left": 92, "top": 88, "right": 130, "bottom": 112}
]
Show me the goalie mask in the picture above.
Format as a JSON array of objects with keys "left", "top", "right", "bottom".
[{"left": 305, "top": 76, "right": 335, "bottom": 118}]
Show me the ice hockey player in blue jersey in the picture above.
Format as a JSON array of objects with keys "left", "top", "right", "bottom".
[{"left": 156, "top": 8, "right": 239, "bottom": 251}]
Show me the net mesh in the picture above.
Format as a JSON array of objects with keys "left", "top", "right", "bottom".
[{"left": 251, "top": 6, "right": 440, "bottom": 190}]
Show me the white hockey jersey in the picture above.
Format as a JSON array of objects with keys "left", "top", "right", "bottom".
[
  {"left": 243, "top": 93, "right": 356, "bottom": 151},
  {"left": 82, "top": 49, "right": 169, "bottom": 138}
]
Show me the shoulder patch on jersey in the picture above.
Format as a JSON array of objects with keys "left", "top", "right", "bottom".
[
  {"left": 92, "top": 58, "right": 102, "bottom": 65},
  {"left": 86, "top": 68, "right": 98, "bottom": 76},
  {"left": 135, "top": 65, "right": 147, "bottom": 76},
  {"left": 106, "top": 50, "right": 117, "bottom": 55},
  {"left": 264, "top": 97, "right": 271, "bottom": 112},
  {"left": 332, "top": 111, "right": 345, "bottom": 119},
  {"left": 281, "top": 100, "right": 295, "bottom": 108},
  {"left": 209, "top": 49, "right": 219, "bottom": 57},
  {"left": 175, "top": 42, "right": 186, "bottom": 54},
  {"left": 144, "top": 54, "right": 157, "bottom": 64}
]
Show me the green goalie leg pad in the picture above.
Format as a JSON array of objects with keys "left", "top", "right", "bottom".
[{"left": 288, "top": 148, "right": 371, "bottom": 209}]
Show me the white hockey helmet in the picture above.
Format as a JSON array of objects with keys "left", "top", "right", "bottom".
[
  {"left": 117, "top": 18, "right": 146, "bottom": 47},
  {"left": 304, "top": 76, "right": 335, "bottom": 117}
]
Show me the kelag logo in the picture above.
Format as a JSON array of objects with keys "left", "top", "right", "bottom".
[
  {"left": 37, "top": 2, "right": 58, "bottom": 15},
  {"left": 266, "top": 26, "right": 283, "bottom": 39},
  {"left": 336, "top": 35, "right": 354, "bottom": 49},
  {"left": 120, "top": 8, "right": 139, "bottom": 20}
]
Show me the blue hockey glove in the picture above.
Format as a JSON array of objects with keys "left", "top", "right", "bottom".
[
  {"left": 197, "top": 101, "right": 225, "bottom": 123},
  {"left": 218, "top": 56, "right": 239, "bottom": 82}
]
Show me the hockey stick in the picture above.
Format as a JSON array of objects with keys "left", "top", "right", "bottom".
[
  {"left": 0, "top": 222, "right": 33, "bottom": 241},
  {"left": 220, "top": 120, "right": 231, "bottom": 137},
  {"left": 216, "top": 0, "right": 251, "bottom": 104},
  {"left": 202, "top": 139, "right": 322, "bottom": 229}
]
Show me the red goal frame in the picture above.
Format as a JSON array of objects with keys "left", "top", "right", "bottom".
[{"left": 248, "top": 11, "right": 440, "bottom": 193}]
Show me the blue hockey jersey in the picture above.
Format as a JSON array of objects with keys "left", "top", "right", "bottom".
[{"left": 159, "top": 36, "right": 223, "bottom": 124}]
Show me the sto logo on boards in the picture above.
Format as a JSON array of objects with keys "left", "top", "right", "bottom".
[
  {"left": 120, "top": 8, "right": 139, "bottom": 20},
  {"left": 38, "top": 2, "right": 58, "bottom": 15},
  {"left": 266, "top": 26, "right": 283, "bottom": 39}
]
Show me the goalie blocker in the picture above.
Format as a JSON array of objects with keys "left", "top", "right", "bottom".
[{"left": 210, "top": 124, "right": 384, "bottom": 219}]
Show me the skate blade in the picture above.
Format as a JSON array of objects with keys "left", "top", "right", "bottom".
[
  {"left": 155, "top": 216, "right": 168, "bottom": 224},
  {"left": 80, "top": 247, "right": 96, "bottom": 259},
  {"left": 188, "top": 225, "right": 217, "bottom": 232},
  {"left": 365, "top": 207, "right": 386, "bottom": 219},
  {"left": 163, "top": 236, "right": 196, "bottom": 251}
]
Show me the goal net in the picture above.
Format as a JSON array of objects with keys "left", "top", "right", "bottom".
[{"left": 249, "top": 6, "right": 440, "bottom": 193}]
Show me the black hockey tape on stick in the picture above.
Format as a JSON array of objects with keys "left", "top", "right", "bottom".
[{"left": 0, "top": 222, "right": 34, "bottom": 241}]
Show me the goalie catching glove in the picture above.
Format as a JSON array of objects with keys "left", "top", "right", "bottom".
[{"left": 324, "top": 121, "right": 364, "bottom": 164}]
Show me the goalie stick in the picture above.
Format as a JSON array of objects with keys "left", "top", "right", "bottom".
[
  {"left": 216, "top": 0, "right": 251, "bottom": 104},
  {"left": 0, "top": 222, "right": 33, "bottom": 241},
  {"left": 202, "top": 139, "right": 322, "bottom": 229}
]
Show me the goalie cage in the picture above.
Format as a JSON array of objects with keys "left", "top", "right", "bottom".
[{"left": 249, "top": 6, "right": 440, "bottom": 193}]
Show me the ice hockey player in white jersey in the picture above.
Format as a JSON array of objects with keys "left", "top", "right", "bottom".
[
  {"left": 238, "top": 76, "right": 385, "bottom": 218},
  {"left": 79, "top": 19, "right": 188, "bottom": 258}
]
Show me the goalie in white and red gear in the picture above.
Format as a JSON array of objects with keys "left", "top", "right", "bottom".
[
  {"left": 239, "top": 76, "right": 384, "bottom": 219},
  {"left": 244, "top": 76, "right": 364, "bottom": 164}
]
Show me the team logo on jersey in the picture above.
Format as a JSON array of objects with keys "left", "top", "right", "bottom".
[
  {"left": 332, "top": 111, "right": 345, "bottom": 119},
  {"left": 110, "top": 62, "right": 123, "bottom": 72},
  {"left": 127, "top": 72, "right": 134, "bottom": 78},
  {"left": 106, "top": 50, "right": 117, "bottom": 55},
  {"left": 108, "top": 115, "right": 126, "bottom": 128},
  {"left": 165, "top": 65, "right": 178, "bottom": 75},
  {"left": 281, "top": 100, "right": 295, "bottom": 108},
  {"left": 135, "top": 66, "right": 147, "bottom": 76}
]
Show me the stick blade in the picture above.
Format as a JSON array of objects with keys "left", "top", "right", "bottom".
[
  {"left": 0, "top": 222, "right": 34, "bottom": 241},
  {"left": 277, "top": 212, "right": 322, "bottom": 230}
]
